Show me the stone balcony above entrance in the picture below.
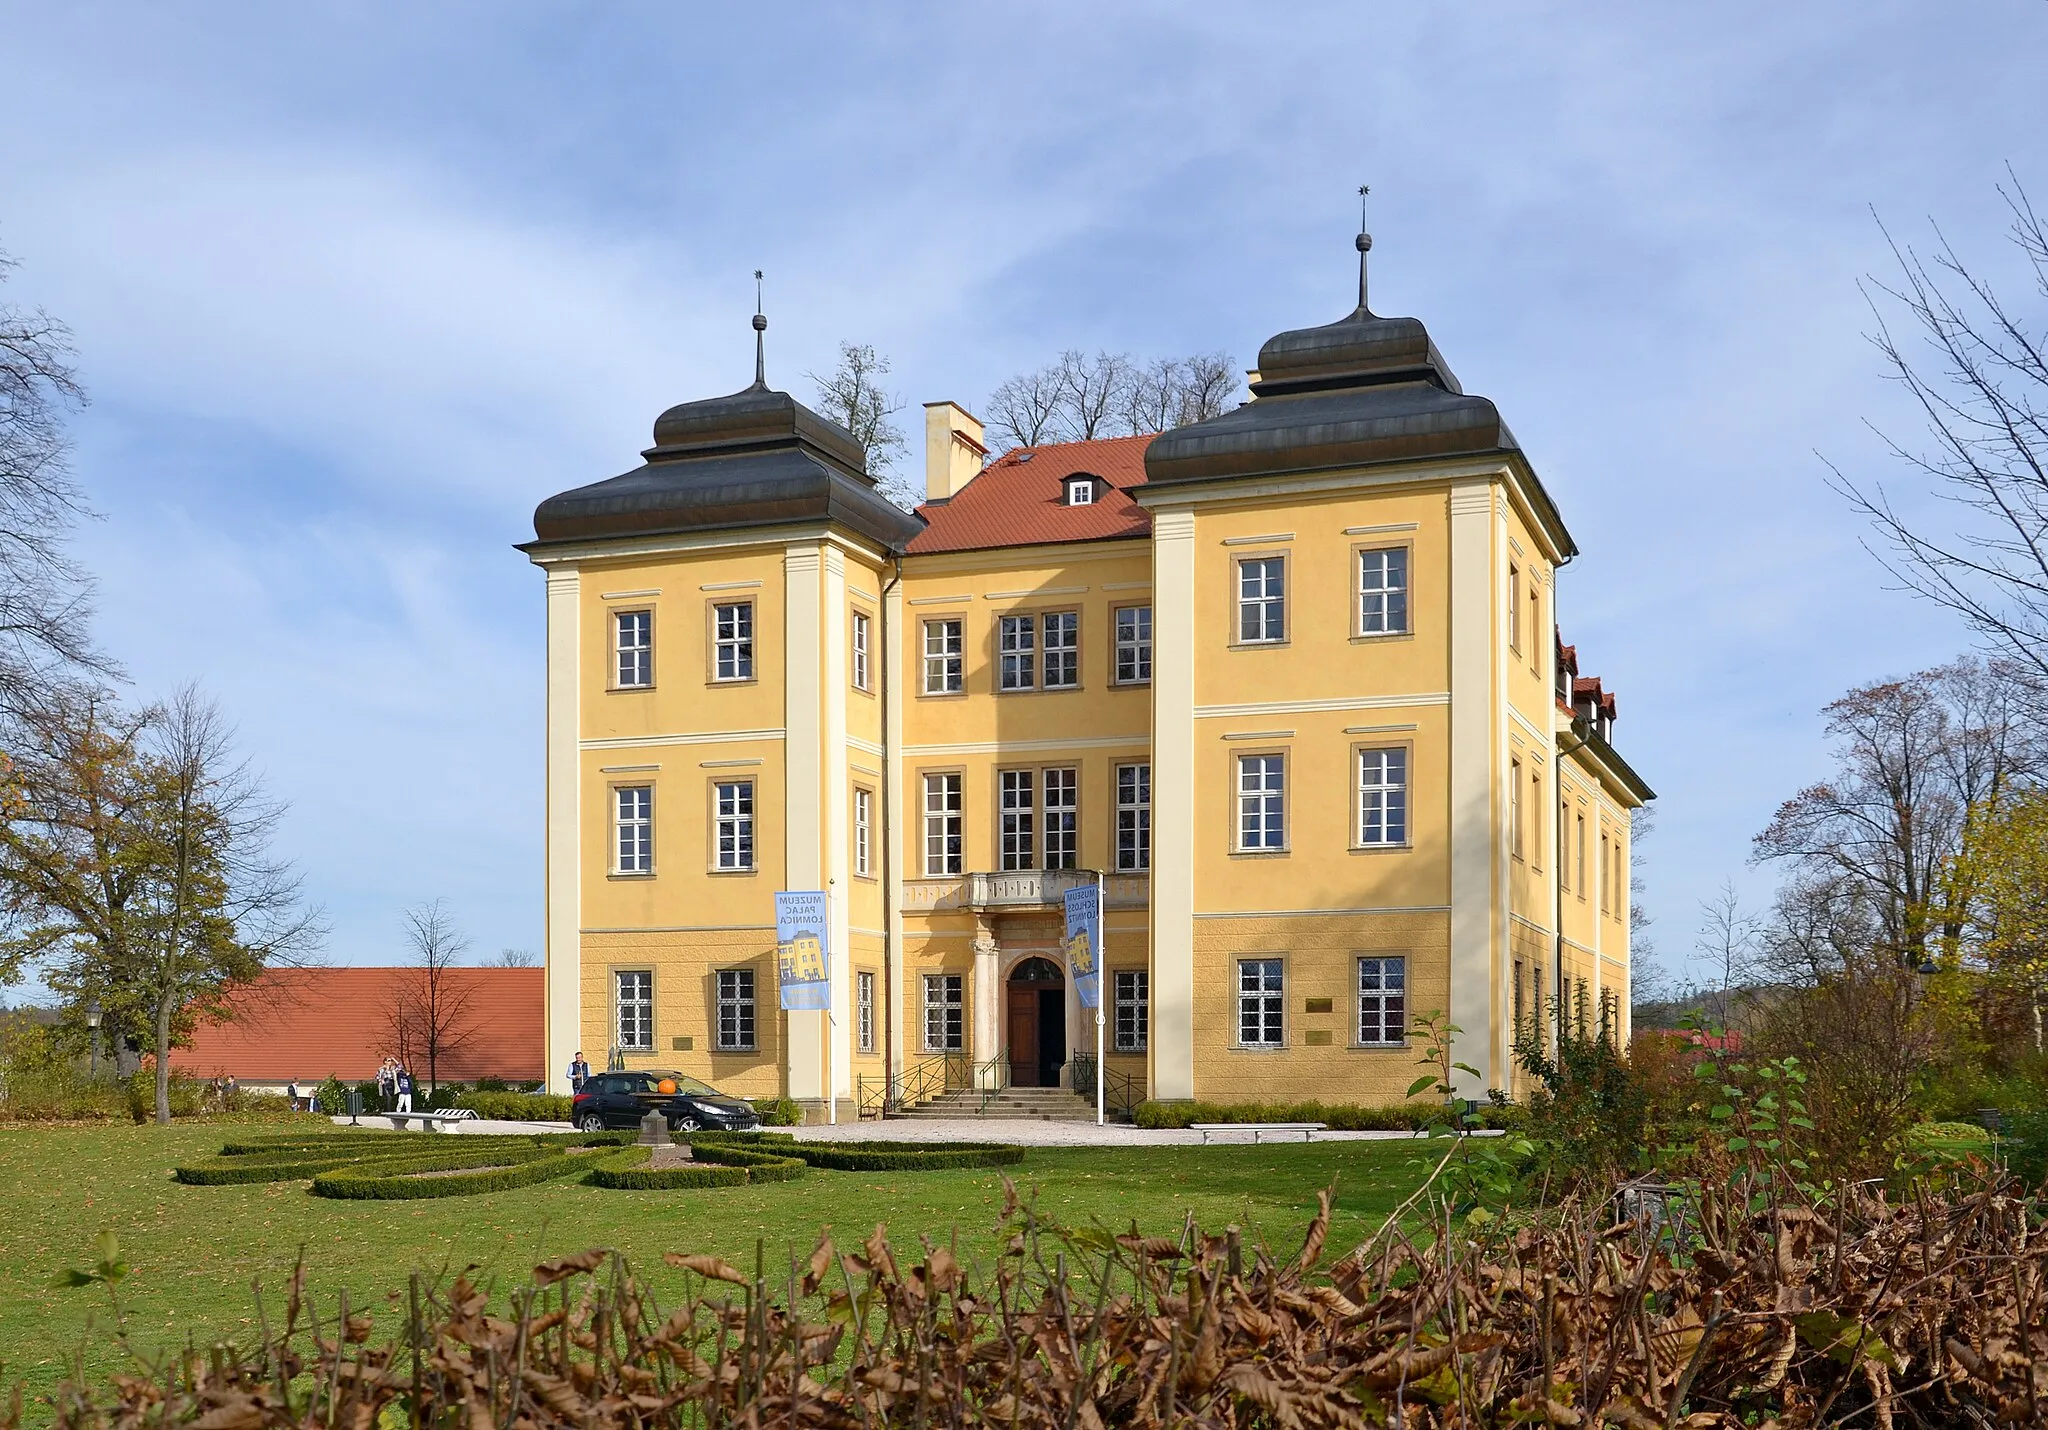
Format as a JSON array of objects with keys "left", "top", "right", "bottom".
[{"left": 900, "top": 870, "right": 1149, "bottom": 914}]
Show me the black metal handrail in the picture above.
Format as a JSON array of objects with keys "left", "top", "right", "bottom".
[
  {"left": 1068, "top": 1053, "right": 1142, "bottom": 1120},
  {"left": 856, "top": 1050, "right": 973, "bottom": 1119},
  {"left": 976, "top": 1046, "right": 1011, "bottom": 1114}
]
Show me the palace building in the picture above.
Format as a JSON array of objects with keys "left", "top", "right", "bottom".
[{"left": 520, "top": 232, "right": 1652, "bottom": 1113}]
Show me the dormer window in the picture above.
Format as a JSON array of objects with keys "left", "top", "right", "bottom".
[{"left": 1063, "top": 475, "right": 1098, "bottom": 506}]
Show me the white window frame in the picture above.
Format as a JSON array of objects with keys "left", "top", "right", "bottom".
[
  {"left": 714, "top": 967, "right": 756, "bottom": 1051},
  {"left": 1114, "top": 605, "right": 1152, "bottom": 685},
  {"left": 713, "top": 600, "right": 754, "bottom": 681},
  {"left": 851, "top": 609, "right": 871, "bottom": 691},
  {"left": 1357, "top": 547, "right": 1409, "bottom": 635},
  {"left": 1508, "top": 564, "right": 1521, "bottom": 654},
  {"left": 1236, "top": 556, "right": 1286, "bottom": 644},
  {"left": 1116, "top": 762, "right": 1151, "bottom": 872},
  {"left": 923, "top": 619, "right": 963, "bottom": 695},
  {"left": 853, "top": 786, "right": 872, "bottom": 877},
  {"left": 1356, "top": 955, "right": 1406, "bottom": 1047},
  {"left": 1042, "top": 611, "right": 1079, "bottom": 689},
  {"left": 615, "top": 609, "right": 653, "bottom": 688},
  {"left": 923, "top": 973, "right": 964, "bottom": 1051},
  {"left": 923, "top": 772, "right": 963, "bottom": 876},
  {"left": 1509, "top": 756, "right": 1523, "bottom": 860},
  {"left": 1357, "top": 748, "right": 1408, "bottom": 847},
  {"left": 1065, "top": 476, "right": 1095, "bottom": 506},
  {"left": 856, "top": 970, "right": 876, "bottom": 1054},
  {"left": 1236, "top": 754, "right": 1286, "bottom": 852},
  {"left": 1043, "top": 766, "right": 1077, "bottom": 871},
  {"left": 1237, "top": 958, "right": 1284, "bottom": 1047},
  {"left": 1113, "top": 969, "right": 1149, "bottom": 1052},
  {"left": 615, "top": 785, "right": 653, "bottom": 875},
  {"left": 615, "top": 969, "right": 653, "bottom": 1052},
  {"left": 713, "top": 780, "right": 754, "bottom": 871},
  {"left": 998, "top": 614, "right": 1036, "bottom": 692},
  {"left": 998, "top": 768, "right": 1035, "bottom": 871}
]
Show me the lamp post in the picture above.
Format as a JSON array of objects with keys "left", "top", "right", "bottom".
[{"left": 85, "top": 999, "right": 102, "bottom": 1082}]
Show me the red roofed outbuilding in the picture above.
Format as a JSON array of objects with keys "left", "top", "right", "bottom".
[{"left": 172, "top": 967, "right": 544, "bottom": 1090}]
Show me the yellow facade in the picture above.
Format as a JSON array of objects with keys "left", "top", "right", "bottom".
[{"left": 523, "top": 257, "right": 1652, "bottom": 1114}]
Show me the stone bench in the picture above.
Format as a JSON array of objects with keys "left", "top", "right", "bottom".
[
  {"left": 1188, "top": 1121, "right": 1326, "bottom": 1144},
  {"left": 382, "top": 1109, "right": 477, "bottom": 1133}
]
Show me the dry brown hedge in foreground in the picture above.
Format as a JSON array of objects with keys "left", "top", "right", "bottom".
[{"left": 23, "top": 1170, "right": 2048, "bottom": 1428}]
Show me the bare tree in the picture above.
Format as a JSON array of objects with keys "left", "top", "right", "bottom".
[
  {"left": 386, "top": 899, "right": 475, "bottom": 1094},
  {"left": 487, "top": 947, "right": 538, "bottom": 968},
  {"left": 1752, "top": 658, "right": 2039, "bottom": 962},
  {"left": 985, "top": 349, "right": 1241, "bottom": 450},
  {"left": 0, "top": 243, "right": 103, "bottom": 702},
  {"left": 1054, "top": 350, "right": 1132, "bottom": 440},
  {"left": 984, "top": 365, "right": 1065, "bottom": 450},
  {"left": 1694, "top": 878, "right": 1762, "bottom": 1029},
  {"left": 807, "top": 342, "right": 920, "bottom": 511},
  {"left": 0, "top": 683, "right": 320, "bottom": 1122},
  {"left": 1831, "top": 171, "right": 2048, "bottom": 682},
  {"left": 1175, "top": 351, "right": 1240, "bottom": 424}
]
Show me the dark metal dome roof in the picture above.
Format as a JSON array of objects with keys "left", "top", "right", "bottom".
[
  {"left": 1143, "top": 302, "right": 1522, "bottom": 490},
  {"left": 526, "top": 380, "right": 924, "bottom": 551}
]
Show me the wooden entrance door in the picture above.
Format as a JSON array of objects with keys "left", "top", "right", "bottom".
[{"left": 1007, "top": 985, "right": 1041, "bottom": 1086}]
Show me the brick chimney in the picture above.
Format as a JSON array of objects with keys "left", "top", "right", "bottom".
[{"left": 923, "top": 401, "right": 987, "bottom": 502}]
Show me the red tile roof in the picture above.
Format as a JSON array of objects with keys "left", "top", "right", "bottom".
[
  {"left": 1571, "top": 676, "right": 1618, "bottom": 722},
  {"left": 172, "top": 967, "right": 544, "bottom": 1083},
  {"left": 907, "top": 434, "right": 1154, "bottom": 555}
]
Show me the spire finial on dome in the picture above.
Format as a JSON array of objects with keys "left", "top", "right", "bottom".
[
  {"left": 750, "top": 269, "right": 768, "bottom": 390},
  {"left": 1355, "top": 185, "right": 1373, "bottom": 314}
]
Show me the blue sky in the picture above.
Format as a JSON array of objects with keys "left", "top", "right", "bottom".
[{"left": 0, "top": 2, "right": 2042, "bottom": 984}]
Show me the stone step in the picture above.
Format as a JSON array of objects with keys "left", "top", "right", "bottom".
[{"left": 884, "top": 1087, "right": 1104, "bottom": 1121}]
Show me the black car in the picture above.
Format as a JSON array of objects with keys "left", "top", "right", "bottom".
[{"left": 571, "top": 1070, "right": 762, "bottom": 1134}]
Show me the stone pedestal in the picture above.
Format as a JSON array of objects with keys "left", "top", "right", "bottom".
[{"left": 637, "top": 1110, "right": 672, "bottom": 1146}]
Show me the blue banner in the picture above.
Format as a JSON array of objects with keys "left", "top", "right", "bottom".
[
  {"left": 1063, "top": 883, "right": 1102, "bottom": 1009},
  {"left": 775, "top": 890, "right": 831, "bottom": 1011}
]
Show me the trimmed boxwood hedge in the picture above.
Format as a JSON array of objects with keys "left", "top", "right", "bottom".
[
  {"left": 177, "top": 1132, "right": 635, "bottom": 1189},
  {"left": 680, "top": 1138, "right": 809, "bottom": 1182},
  {"left": 176, "top": 1149, "right": 381, "bottom": 1185},
  {"left": 688, "top": 1133, "right": 1023, "bottom": 1173},
  {"left": 451, "top": 1090, "right": 574, "bottom": 1122},
  {"left": 583, "top": 1146, "right": 752, "bottom": 1190},
  {"left": 311, "top": 1145, "right": 606, "bottom": 1200},
  {"left": 1132, "top": 1100, "right": 1454, "bottom": 1131}
]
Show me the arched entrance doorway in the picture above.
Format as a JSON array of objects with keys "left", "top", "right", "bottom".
[{"left": 1006, "top": 956, "right": 1067, "bottom": 1088}]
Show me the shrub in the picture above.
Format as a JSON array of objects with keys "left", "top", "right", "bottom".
[
  {"left": 0, "top": 1017, "right": 128, "bottom": 1122},
  {"left": 315, "top": 1076, "right": 349, "bottom": 1115},
  {"left": 123, "top": 1068, "right": 208, "bottom": 1122},
  {"left": 583, "top": 1146, "right": 751, "bottom": 1190},
  {"left": 753, "top": 1097, "right": 804, "bottom": 1126},
  {"left": 452, "top": 1090, "right": 573, "bottom": 1122},
  {"left": 474, "top": 1077, "right": 510, "bottom": 1093},
  {"left": 1511, "top": 1026, "right": 1652, "bottom": 1188},
  {"left": 2004, "top": 1108, "right": 2048, "bottom": 1190}
]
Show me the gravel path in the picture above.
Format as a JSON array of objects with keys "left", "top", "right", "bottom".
[{"left": 332, "top": 1114, "right": 1457, "bottom": 1147}]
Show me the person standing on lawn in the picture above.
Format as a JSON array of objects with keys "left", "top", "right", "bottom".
[
  {"left": 568, "top": 1051, "right": 589, "bottom": 1092},
  {"left": 287, "top": 1079, "right": 300, "bottom": 1112},
  {"left": 394, "top": 1064, "right": 414, "bottom": 1114},
  {"left": 377, "top": 1058, "right": 396, "bottom": 1111}
]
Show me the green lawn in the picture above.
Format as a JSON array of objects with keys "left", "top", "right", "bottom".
[{"left": 2, "top": 1120, "right": 1429, "bottom": 1398}]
